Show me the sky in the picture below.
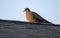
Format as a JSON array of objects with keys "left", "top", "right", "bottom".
[{"left": 0, "top": 0, "right": 60, "bottom": 24}]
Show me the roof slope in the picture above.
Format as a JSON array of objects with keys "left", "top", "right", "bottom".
[{"left": 0, "top": 19, "right": 60, "bottom": 38}]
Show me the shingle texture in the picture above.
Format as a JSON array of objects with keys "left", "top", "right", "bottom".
[{"left": 0, "top": 19, "right": 60, "bottom": 38}]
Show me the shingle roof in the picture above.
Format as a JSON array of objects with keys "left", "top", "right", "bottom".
[{"left": 0, "top": 19, "right": 60, "bottom": 38}]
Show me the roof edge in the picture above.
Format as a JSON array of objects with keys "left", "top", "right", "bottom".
[{"left": 0, "top": 19, "right": 60, "bottom": 26}]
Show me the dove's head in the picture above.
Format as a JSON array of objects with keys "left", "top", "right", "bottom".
[{"left": 24, "top": 8, "right": 30, "bottom": 12}]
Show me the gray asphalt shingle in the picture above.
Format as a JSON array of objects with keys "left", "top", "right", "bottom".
[{"left": 0, "top": 20, "right": 60, "bottom": 38}]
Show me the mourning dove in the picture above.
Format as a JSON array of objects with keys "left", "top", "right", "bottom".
[{"left": 24, "top": 8, "right": 51, "bottom": 23}]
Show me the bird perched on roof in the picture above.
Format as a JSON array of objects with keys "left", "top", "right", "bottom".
[{"left": 24, "top": 8, "right": 51, "bottom": 23}]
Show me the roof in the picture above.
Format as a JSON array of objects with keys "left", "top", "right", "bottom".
[{"left": 0, "top": 19, "right": 60, "bottom": 38}]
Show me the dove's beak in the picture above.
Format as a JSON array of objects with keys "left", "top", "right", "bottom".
[{"left": 24, "top": 9, "right": 26, "bottom": 12}]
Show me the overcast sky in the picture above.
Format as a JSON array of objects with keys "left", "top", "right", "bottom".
[{"left": 0, "top": 0, "right": 60, "bottom": 24}]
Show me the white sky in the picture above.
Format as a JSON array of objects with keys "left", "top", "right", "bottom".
[{"left": 0, "top": 0, "right": 60, "bottom": 24}]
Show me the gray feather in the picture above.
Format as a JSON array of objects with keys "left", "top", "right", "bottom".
[{"left": 31, "top": 11, "right": 51, "bottom": 23}]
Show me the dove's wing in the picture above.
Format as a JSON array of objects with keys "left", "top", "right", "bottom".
[{"left": 31, "top": 11, "right": 51, "bottom": 23}]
